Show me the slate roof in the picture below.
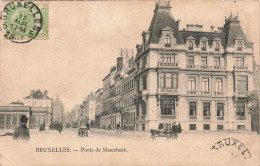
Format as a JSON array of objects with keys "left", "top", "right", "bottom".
[
  {"left": 148, "top": 5, "right": 184, "bottom": 44},
  {"left": 223, "top": 17, "right": 251, "bottom": 47},
  {"left": 24, "top": 89, "right": 51, "bottom": 99},
  {"left": 180, "top": 31, "right": 226, "bottom": 46}
]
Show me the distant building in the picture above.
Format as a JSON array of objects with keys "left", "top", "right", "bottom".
[
  {"left": 94, "top": 88, "right": 103, "bottom": 128},
  {"left": 23, "top": 89, "right": 52, "bottom": 129},
  {"left": 52, "top": 95, "right": 64, "bottom": 124},
  {"left": 8, "top": 100, "right": 24, "bottom": 106},
  {"left": 0, "top": 106, "right": 30, "bottom": 130},
  {"left": 83, "top": 92, "right": 96, "bottom": 124}
]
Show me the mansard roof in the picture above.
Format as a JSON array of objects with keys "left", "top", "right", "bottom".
[
  {"left": 24, "top": 89, "right": 51, "bottom": 100},
  {"left": 223, "top": 16, "right": 251, "bottom": 48},
  {"left": 148, "top": 3, "right": 184, "bottom": 44},
  {"left": 181, "top": 31, "right": 226, "bottom": 46}
]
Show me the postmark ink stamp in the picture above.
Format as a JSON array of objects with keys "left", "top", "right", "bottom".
[
  {"left": 1, "top": 1, "right": 43, "bottom": 43},
  {"left": 210, "top": 138, "right": 251, "bottom": 159}
]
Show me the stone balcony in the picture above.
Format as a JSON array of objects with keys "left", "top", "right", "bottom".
[
  {"left": 201, "top": 91, "right": 211, "bottom": 95},
  {"left": 237, "top": 116, "right": 246, "bottom": 120},
  {"left": 203, "top": 116, "right": 211, "bottom": 120},
  {"left": 237, "top": 91, "right": 248, "bottom": 96},
  {"left": 189, "top": 115, "right": 197, "bottom": 119},
  {"left": 136, "top": 115, "right": 146, "bottom": 121},
  {"left": 186, "top": 65, "right": 226, "bottom": 70},
  {"left": 217, "top": 116, "right": 224, "bottom": 120},
  {"left": 158, "top": 62, "right": 179, "bottom": 68},
  {"left": 158, "top": 115, "right": 176, "bottom": 119},
  {"left": 159, "top": 88, "right": 178, "bottom": 94},
  {"left": 187, "top": 90, "right": 197, "bottom": 95},
  {"left": 233, "top": 66, "right": 248, "bottom": 70},
  {"left": 214, "top": 91, "right": 224, "bottom": 95}
]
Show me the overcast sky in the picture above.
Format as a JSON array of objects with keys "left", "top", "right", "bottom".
[{"left": 0, "top": 0, "right": 259, "bottom": 112}]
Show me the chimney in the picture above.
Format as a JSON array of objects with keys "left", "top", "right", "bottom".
[
  {"left": 117, "top": 57, "right": 123, "bottom": 71},
  {"left": 211, "top": 25, "right": 215, "bottom": 32},
  {"left": 44, "top": 90, "right": 48, "bottom": 96},
  {"left": 30, "top": 90, "right": 35, "bottom": 98},
  {"left": 218, "top": 27, "right": 224, "bottom": 33},
  {"left": 176, "top": 19, "right": 181, "bottom": 30},
  {"left": 136, "top": 44, "right": 142, "bottom": 54},
  {"left": 142, "top": 31, "right": 150, "bottom": 50}
]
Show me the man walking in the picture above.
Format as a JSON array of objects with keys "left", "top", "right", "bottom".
[
  {"left": 13, "top": 115, "right": 30, "bottom": 142},
  {"left": 171, "top": 122, "right": 178, "bottom": 140},
  {"left": 116, "top": 122, "right": 121, "bottom": 133}
]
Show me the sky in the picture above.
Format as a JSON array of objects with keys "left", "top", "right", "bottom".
[{"left": 0, "top": 0, "right": 259, "bottom": 112}]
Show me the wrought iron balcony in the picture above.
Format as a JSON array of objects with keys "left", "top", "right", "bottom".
[{"left": 136, "top": 115, "right": 146, "bottom": 121}]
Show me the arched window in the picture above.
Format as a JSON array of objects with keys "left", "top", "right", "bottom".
[
  {"left": 237, "top": 41, "right": 242, "bottom": 51},
  {"left": 201, "top": 42, "right": 206, "bottom": 51},
  {"left": 215, "top": 42, "right": 220, "bottom": 51},
  {"left": 164, "top": 35, "right": 171, "bottom": 47},
  {"left": 188, "top": 41, "right": 193, "bottom": 50}
]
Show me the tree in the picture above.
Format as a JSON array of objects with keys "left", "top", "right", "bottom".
[{"left": 246, "top": 90, "right": 260, "bottom": 133}]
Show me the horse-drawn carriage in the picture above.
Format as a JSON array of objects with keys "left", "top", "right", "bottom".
[
  {"left": 150, "top": 129, "right": 175, "bottom": 140},
  {"left": 78, "top": 126, "right": 89, "bottom": 137}
]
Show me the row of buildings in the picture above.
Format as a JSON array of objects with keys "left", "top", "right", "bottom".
[
  {"left": 67, "top": 1, "right": 259, "bottom": 132},
  {"left": 0, "top": 90, "right": 64, "bottom": 130}
]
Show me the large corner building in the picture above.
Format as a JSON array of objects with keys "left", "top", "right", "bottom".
[{"left": 134, "top": 1, "right": 255, "bottom": 131}]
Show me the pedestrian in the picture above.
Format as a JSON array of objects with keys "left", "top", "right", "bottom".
[
  {"left": 171, "top": 122, "right": 178, "bottom": 140},
  {"left": 86, "top": 122, "right": 90, "bottom": 130},
  {"left": 13, "top": 115, "right": 30, "bottom": 142},
  {"left": 108, "top": 124, "right": 111, "bottom": 130},
  {"left": 116, "top": 122, "right": 121, "bottom": 133},
  {"left": 58, "top": 123, "right": 63, "bottom": 134},
  {"left": 178, "top": 123, "right": 182, "bottom": 133}
]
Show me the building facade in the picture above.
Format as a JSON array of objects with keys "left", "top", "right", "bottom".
[
  {"left": 52, "top": 95, "right": 64, "bottom": 124},
  {"left": 23, "top": 89, "right": 52, "bottom": 129},
  {"left": 134, "top": 1, "right": 255, "bottom": 131},
  {"left": 83, "top": 92, "right": 96, "bottom": 124},
  {"left": 94, "top": 88, "right": 103, "bottom": 128},
  {"left": 0, "top": 106, "right": 30, "bottom": 130}
]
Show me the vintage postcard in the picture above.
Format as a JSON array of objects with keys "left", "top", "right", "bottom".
[{"left": 0, "top": 0, "right": 259, "bottom": 165}]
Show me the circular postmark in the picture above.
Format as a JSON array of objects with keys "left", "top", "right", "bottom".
[{"left": 1, "top": 1, "right": 43, "bottom": 43}]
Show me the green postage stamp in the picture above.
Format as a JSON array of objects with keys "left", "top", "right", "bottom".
[{"left": 1, "top": 1, "right": 49, "bottom": 43}]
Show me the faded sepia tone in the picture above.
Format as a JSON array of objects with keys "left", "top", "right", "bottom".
[{"left": 0, "top": 0, "right": 259, "bottom": 166}]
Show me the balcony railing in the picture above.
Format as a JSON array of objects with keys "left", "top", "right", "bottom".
[
  {"left": 217, "top": 116, "right": 224, "bottom": 120},
  {"left": 215, "top": 91, "right": 224, "bottom": 95},
  {"left": 203, "top": 116, "right": 211, "bottom": 120},
  {"left": 189, "top": 115, "right": 197, "bottom": 119},
  {"left": 159, "top": 88, "right": 178, "bottom": 93},
  {"left": 187, "top": 65, "right": 226, "bottom": 70},
  {"left": 202, "top": 91, "right": 210, "bottom": 95},
  {"left": 160, "top": 115, "right": 176, "bottom": 119},
  {"left": 237, "top": 117, "right": 246, "bottom": 120},
  {"left": 136, "top": 115, "right": 146, "bottom": 121},
  {"left": 158, "top": 62, "right": 178, "bottom": 68},
  {"left": 234, "top": 66, "right": 248, "bottom": 70},
  {"left": 187, "top": 90, "right": 197, "bottom": 94},
  {"left": 237, "top": 91, "right": 248, "bottom": 96}
]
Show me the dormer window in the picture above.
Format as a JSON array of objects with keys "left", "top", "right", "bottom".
[
  {"left": 188, "top": 41, "right": 193, "bottom": 50},
  {"left": 215, "top": 43, "right": 220, "bottom": 51},
  {"left": 164, "top": 35, "right": 171, "bottom": 47},
  {"left": 201, "top": 42, "right": 206, "bottom": 51},
  {"left": 237, "top": 41, "right": 242, "bottom": 51}
]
